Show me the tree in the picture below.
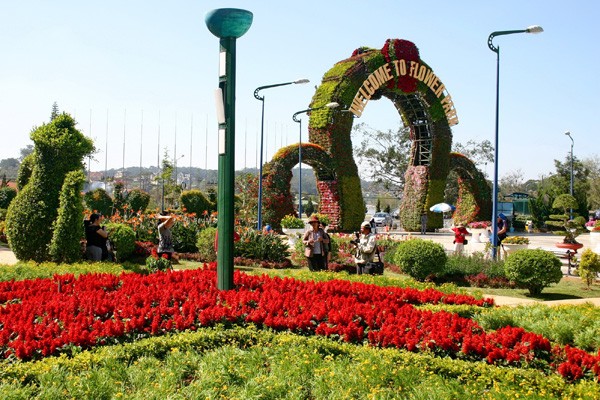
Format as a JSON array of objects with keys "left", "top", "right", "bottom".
[
  {"left": 180, "top": 189, "right": 213, "bottom": 217},
  {"left": 452, "top": 139, "right": 494, "bottom": 169},
  {"left": 304, "top": 197, "right": 315, "bottom": 217},
  {"left": 19, "top": 145, "right": 33, "bottom": 161},
  {"left": 50, "top": 102, "right": 60, "bottom": 121},
  {"left": 84, "top": 188, "right": 113, "bottom": 216},
  {"left": 499, "top": 169, "right": 527, "bottom": 196},
  {"left": 583, "top": 156, "right": 600, "bottom": 211},
  {"left": 375, "top": 198, "right": 381, "bottom": 213},
  {"left": 126, "top": 189, "right": 150, "bottom": 213},
  {"left": 353, "top": 123, "right": 411, "bottom": 195}
]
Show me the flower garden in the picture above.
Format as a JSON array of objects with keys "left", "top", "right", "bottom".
[{"left": 1, "top": 261, "right": 600, "bottom": 397}]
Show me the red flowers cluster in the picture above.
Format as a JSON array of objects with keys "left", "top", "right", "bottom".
[{"left": 0, "top": 267, "right": 598, "bottom": 381}]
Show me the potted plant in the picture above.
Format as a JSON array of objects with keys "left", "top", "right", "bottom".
[
  {"left": 467, "top": 221, "right": 491, "bottom": 243},
  {"left": 502, "top": 235, "right": 530, "bottom": 254},
  {"left": 280, "top": 214, "right": 305, "bottom": 245},
  {"left": 545, "top": 194, "right": 585, "bottom": 250}
]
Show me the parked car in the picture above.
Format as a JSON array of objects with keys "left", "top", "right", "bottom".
[{"left": 372, "top": 212, "right": 393, "bottom": 228}]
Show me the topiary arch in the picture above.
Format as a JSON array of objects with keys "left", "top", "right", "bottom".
[
  {"left": 262, "top": 143, "right": 338, "bottom": 229},
  {"left": 263, "top": 39, "right": 488, "bottom": 232},
  {"left": 449, "top": 153, "right": 492, "bottom": 224}
]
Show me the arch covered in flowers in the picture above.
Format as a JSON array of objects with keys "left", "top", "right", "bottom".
[
  {"left": 449, "top": 153, "right": 492, "bottom": 224},
  {"left": 262, "top": 143, "right": 338, "bottom": 229},
  {"left": 263, "top": 39, "right": 484, "bottom": 231}
]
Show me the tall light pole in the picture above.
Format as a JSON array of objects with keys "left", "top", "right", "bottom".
[
  {"left": 292, "top": 102, "right": 339, "bottom": 217},
  {"left": 488, "top": 25, "right": 543, "bottom": 259},
  {"left": 565, "top": 131, "right": 574, "bottom": 219},
  {"left": 254, "top": 79, "right": 309, "bottom": 231},
  {"left": 205, "top": 8, "right": 253, "bottom": 290}
]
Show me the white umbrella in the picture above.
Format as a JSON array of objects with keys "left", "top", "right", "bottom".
[{"left": 429, "top": 203, "right": 456, "bottom": 213}]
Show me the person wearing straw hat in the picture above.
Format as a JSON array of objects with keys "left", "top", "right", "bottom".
[
  {"left": 303, "top": 215, "right": 329, "bottom": 271},
  {"left": 353, "top": 221, "right": 377, "bottom": 275}
]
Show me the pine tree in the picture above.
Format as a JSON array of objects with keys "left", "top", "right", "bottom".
[{"left": 50, "top": 102, "right": 60, "bottom": 121}]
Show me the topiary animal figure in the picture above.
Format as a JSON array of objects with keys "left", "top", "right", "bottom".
[
  {"left": 5, "top": 114, "right": 94, "bottom": 261},
  {"left": 504, "top": 249, "right": 563, "bottom": 295}
]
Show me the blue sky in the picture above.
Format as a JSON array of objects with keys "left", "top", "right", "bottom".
[{"left": 1, "top": 0, "right": 598, "bottom": 181}]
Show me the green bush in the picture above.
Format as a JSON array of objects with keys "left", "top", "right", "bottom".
[
  {"left": 48, "top": 170, "right": 86, "bottom": 263},
  {"left": 0, "top": 208, "right": 7, "bottom": 221},
  {"left": 180, "top": 190, "right": 213, "bottom": 217},
  {"left": 84, "top": 188, "right": 113, "bottom": 217},
  {"left": 106, "top": 223, "right": 136, "bottom": 261},
  {"left": 393, "top": 239, "right": 447, "bottom": 281},
  {"left": 5, "top": 114, "right": 94, "bottom": 262},
  {"left": 280, "top": 214, "right": 304, "bottom": 229},
  {"left": 171, "top": 222, "right": 200, "bottom": 253},
  {"left": 235, "top": 229, "right": 290, "bottom": 262},
  {"left": 125, "top": 189, "right": 150, "bottom": 213},
  {"left": 578, "top": 248, "right": 600, "bottom": 288},
  {"left": 0, "top": 186, "right": 17, "bottom": 209},
  {"left": 504, "top": 249, "right": 563, "bottom": 295},
  {"left": 196, "top": 227, "right": 217, "bottom": 262}
]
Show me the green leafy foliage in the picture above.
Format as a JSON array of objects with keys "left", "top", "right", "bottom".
[
  {"left": 84, "top": 188, "right": 113, "bottom": 216},
  {"left": 0, "top": 187, "right": 17, "bottom": 209},
  {"left": 234, "top": 229, "right": 290, "bottom": 262},
  {"left": 196, "top": 227, "right": 217, "bottom": 262},
  {"left": 394, "top": 238, "right": 447, "bottom": 281},
  {"left": 106, "top": 223, "right": 136, "bottom": 261},
  {"left": 179, "top": 189, "right": 213, "bottom": 217},
  {"left": 125, "top": 189, "right": 150, "bottom": 213},
  {"left": 280, "top": 214, "right": 304, "bottom": 229},
  {"left": 48, "top": 170, "right": 86, "bottom": 263},
  {"left": 578, "top": 248, "right": 600, "bottom": 288},
  {"left": 504, "top": 249, "right": 563, "bottom": 295},
  {"left": 5, "top": 113, "right": 94, "bottom": 261},
  {"left": 145, "top": 255, "right": 172, "bottom": 272},
  {"left": 171, "top": 222, "right": 200, "bottom": 253}
]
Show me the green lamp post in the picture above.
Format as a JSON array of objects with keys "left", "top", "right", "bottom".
[{"left": 205, "top": 8, "right": 253, "bottom": 290}]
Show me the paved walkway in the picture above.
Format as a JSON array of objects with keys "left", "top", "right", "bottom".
[{"left": 2, "top": 233, "right": 600, "bottom": 307}]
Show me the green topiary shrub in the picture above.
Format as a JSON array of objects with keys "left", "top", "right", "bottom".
[
  {"left": 180, "top": 190, "right": 213, "bottom": 217},
  {"left": 234, "top": 229, "right": 290, "bottom": 262},
  {"left": 578, "top": 248, "right": 600, "bottom": 288},
  {"left": 504, "top": 249, "right": 563, "bottom": 295},
  {"left": 0, "top": 187, "right": 17, "bottom": 209},
  {"left": 196, "top": 227, "right": 217, "bottom": 262},
  {"left": 394, "top": 238, "right": 447, "bottom": 281},
  {"left": 84, "top": 188, "right": 113, "bottom": 217},
  {"left": 5, "top": 114, "right": 94, "bottom": 261},
  {"left": 106, "top": 223, "right": 136, "bottom": 261},
  {"left": 48, "top": 170, "right": 86, "bottom": 263},
  {"left": 125, "top": 189, "right": 150, "bottom": 213}
]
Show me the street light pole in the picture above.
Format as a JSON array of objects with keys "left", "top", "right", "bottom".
[
  {"left": 565, "top": 131, "right": 574, "bottom": 219},
  {"left": 292, "top": 102, "right": 339, "bottom": 218},
  {"left": 488, "top": 25, "right": 543, "bottom": 260},
  {"left": 253, "top": 79, "right": 309, "bottom": 231},
  {"left": 205, "top": 8, "right": 253, "bottom": 290}
]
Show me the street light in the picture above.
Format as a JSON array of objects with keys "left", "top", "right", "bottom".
[
  {"left": 565, "top": 131, "right": 574, "bottom": 219},
  {"left": 254, "top": 79, "right": 309, "bottom": 231},
  {"left": 488, "top": 25, "right": 543, "bottom": 260},
  {"left": 205, "top": 7, "right": 253, "bottom": 290},
  {"left": 292, "top": 102, "right": 339, "bottom": 217}
]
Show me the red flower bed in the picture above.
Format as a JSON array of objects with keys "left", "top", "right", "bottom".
[{"left": 0, "top": 267, "right": 598, "bottom": 381}]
